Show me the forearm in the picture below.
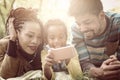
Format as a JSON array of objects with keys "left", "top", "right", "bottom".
[
  {"left": 117, "top": 48, "right": 120, "bottom": 61},
  {"left": 0, "top": 39, "right": 18, "bottom": 79},
  {"left": 80, "top": 58, "right": 103, "bottom": 78},
  {"left": 0, "top": 54, "right": 18, "bottom": 79},
  {"left": 44, "top": 65, "right": 52, "bottom": 80},
  {"left": 6, "top": 40, "right": 17, "bottom": 57},
  {"left": 81, "top": 58, "right": 95, "bottom": 72}
]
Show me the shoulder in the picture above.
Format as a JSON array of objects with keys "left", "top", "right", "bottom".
[
  {"left": 41, "top": 49, "right": 48, "bottom": 61},
  {"left": 0, "top": 36, "right": 10, "bottom": 44},
  {"left": 71, "top": 23, "right": 80, "bottom": 33},
  {"left": 71, "top": 23, "right": 83, "bottom": 39},
  {"left": 105, "top": 12, "right": 120, "bottom": 41},
  {"left": 41, "top": 46, "right": 48, "bottom": 55},
  {"left": 105, "top": 12, "right": 120, "bottom": 19},
  {"left": 41, "top": 49, "right": 47, "bottom": 56},
  {"left": 106, "top": 12, "right": 120, "bottom": 31}
]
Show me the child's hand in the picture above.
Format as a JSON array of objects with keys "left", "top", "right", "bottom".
[
  {"left": 65, "top": 59, "right": 70, "bottom": 65},
  {"left": 44, "top": 51, "right": 55, "bottom": 67}
]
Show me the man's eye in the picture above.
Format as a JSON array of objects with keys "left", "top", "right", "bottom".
[
  {"left": 27, "top": 34, "right": 33, "bottom": 38},
  {"left": 37, "top": 36, "right": 41, "bottom": 39},
  {"left": 59, "top": 36, "right": 65, "bottom": 39},
  {"left": 50, "top": 37, "right": 54, "bottom": 40},
  {"left": 76, "top": 22, "right": 81, "bottom": 26},
  {"left": 85, "top": 21, "right": 91, "bottom": 25},
  {"left": 37, "top": 36, "right": 42, "bottom": 40}
]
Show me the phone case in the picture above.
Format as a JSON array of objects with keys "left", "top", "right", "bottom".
[{"left": 50, "top": 45, "right": 76, "bottom": 61}]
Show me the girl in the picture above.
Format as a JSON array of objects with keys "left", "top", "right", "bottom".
[{"left": 42, "top": 19, "right": 83, "bottom": 80}]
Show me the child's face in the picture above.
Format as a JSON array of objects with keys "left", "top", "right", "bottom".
[{"left": 47, "top": 25, "right": 67, "bottom": 48}]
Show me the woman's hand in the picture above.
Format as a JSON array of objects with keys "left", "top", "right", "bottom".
[{"left": 8, "top": 18, "right": 17, "bottom": 41}]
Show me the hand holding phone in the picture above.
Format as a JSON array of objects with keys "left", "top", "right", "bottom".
[{"left": 49, "top": 45, "right": 76, "bottom": 61}]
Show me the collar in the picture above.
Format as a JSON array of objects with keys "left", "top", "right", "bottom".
[
  {"left": 18, "top": 45, "right": 36, "bottom": 62},
  {"left": 85, "top": 15, "right": 111, "bottom": 47}
]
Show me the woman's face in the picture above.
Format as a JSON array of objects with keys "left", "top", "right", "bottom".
[
  {"left": 47, "top": 25, "right": 67, "bottom": 48},
  {"left": 17, "top": 21, "right": 42, "bottom": 55}
]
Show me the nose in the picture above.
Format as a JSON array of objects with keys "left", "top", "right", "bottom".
[
  {"left": 31, "top": 37, "right": 38, "bottom": 44},
  {"left": 54, "top": 38, "right": 61, "bottom": 48},
  {"left": 54, "top": 38, "right": 59, "bottom": 43},
  {"left": 79, "top": 24, "right": 88, "bottom": 33}
]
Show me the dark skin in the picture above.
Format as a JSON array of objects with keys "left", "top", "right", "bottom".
[
  {"left": 69, "top": 0, "right": 120, "bottom": 79},
  {"left": 44, "top": 52, "right": 54, "bottom": 80},
  {"left": 89, "top": 55, "right": 120, "bottom": 80},
  {"left": 44, "top": 50, "right": 70, "bottom": 80}
]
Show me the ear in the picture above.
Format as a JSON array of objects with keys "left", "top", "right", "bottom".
[
  {"left": 98, "top": 11, "right": 105, "bottom": 20},
  {"left": 16, "top": 30, "right": 20, "bottom": 37}
]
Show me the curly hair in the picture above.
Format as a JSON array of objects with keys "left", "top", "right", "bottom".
[
  {"left": 44, "top": 19, "right": 67, "bottom": 44},
  {"left": 6, "top": 7, "right": 44, "bottom": 50},
  {"left": 6, "top": 7, "right": 42, "bottom": 33}
]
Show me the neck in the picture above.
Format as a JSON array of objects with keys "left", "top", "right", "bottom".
[{"left": 18, "top": 45, "right": 36, "bottom": 62}]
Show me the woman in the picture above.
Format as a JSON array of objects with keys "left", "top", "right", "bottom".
[{"left": 0, "top": 7, "right": 44, "bottom": 79}]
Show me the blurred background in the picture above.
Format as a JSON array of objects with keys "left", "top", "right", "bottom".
[{"left": 0, "top": 0, "right": 120, "bottom": 42}]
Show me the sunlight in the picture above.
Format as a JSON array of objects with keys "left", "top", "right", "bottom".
[
  {"left": 13, "top": 0, "right": 120, "bottom": 23},
  {"left": 40, "top": 0, "right": 70, "bottom": 23},
  {"left": 12, "top": 0, "right": 120, "bottom": 43},
  {"left": 101, "top": 0, "right": 120, "bottom": 11}
]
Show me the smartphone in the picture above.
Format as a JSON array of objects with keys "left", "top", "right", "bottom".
[{"left": 50, "top": 45, "right": 76, "bottom": 61}]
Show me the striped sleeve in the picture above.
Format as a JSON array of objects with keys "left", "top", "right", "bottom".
[
  {"left": 106, "top": 12, "right": 120, "bottom": 60},
  {"left": 113, "top": 15, "right": 120, "bottom": 60},
  {"left": 71, "top": 24, "right": 89, "bottom": 61}
]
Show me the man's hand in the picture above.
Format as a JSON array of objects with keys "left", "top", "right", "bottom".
[
  {"left": 100, "top": 58, "right": 120, "bottom": 80},
  {"left": 89, "top": 67, "right": 104, "bottom": 78}
]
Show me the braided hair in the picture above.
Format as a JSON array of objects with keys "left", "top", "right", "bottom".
[
  {"left": 6, "top": 7, "right": 42, "bottom": 32},
  {"left": 6, "top": 7, "right": 44, "bottom": 50}
]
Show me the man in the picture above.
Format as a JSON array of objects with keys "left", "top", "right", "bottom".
[{"left": 69, "top": 0, "right": 120, "bottom": 80}]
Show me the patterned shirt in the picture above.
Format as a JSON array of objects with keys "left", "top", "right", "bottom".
[{"left": 71, "top": 12, "right": 120, "bottom": 67}]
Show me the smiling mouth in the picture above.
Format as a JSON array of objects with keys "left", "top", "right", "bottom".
[
  {"left": 84, "top": 32, "right": 91, "bottom": 35},
  {"left": 29, "top": 46, "right": 37, "bottom": 51}
]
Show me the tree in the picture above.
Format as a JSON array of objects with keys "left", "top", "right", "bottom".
[{"left": 0, "top": 0, "right": 15, "bottom": 38}]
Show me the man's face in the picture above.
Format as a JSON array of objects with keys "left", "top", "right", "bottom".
[{"left": 75, "top": 13, "right": 105, "bottom": 40}]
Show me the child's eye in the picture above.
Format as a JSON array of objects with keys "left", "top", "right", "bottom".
[
  {"left": 60, "top": 36, "right": 64, "bottom": 39},
  {"left": 84, "top": 21, "right": 91, "bottom": 25},
  {"left": 50, "top": 37, "right": 54, "bottom": 40},
  {"left": 59, "top": 35, "right": 65, "bottom": 39},
  {"left": 37, "top": 36, "right": 41, "bottom": 39},
  {"left": 37, "top": 36, "right": 42, "bottom": 40},
  {"left": 85, "top": 22, "right": 90, "bottom": 25},
  {"left": 27, "top": 34, "right": 33, "bottom": 38}
]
